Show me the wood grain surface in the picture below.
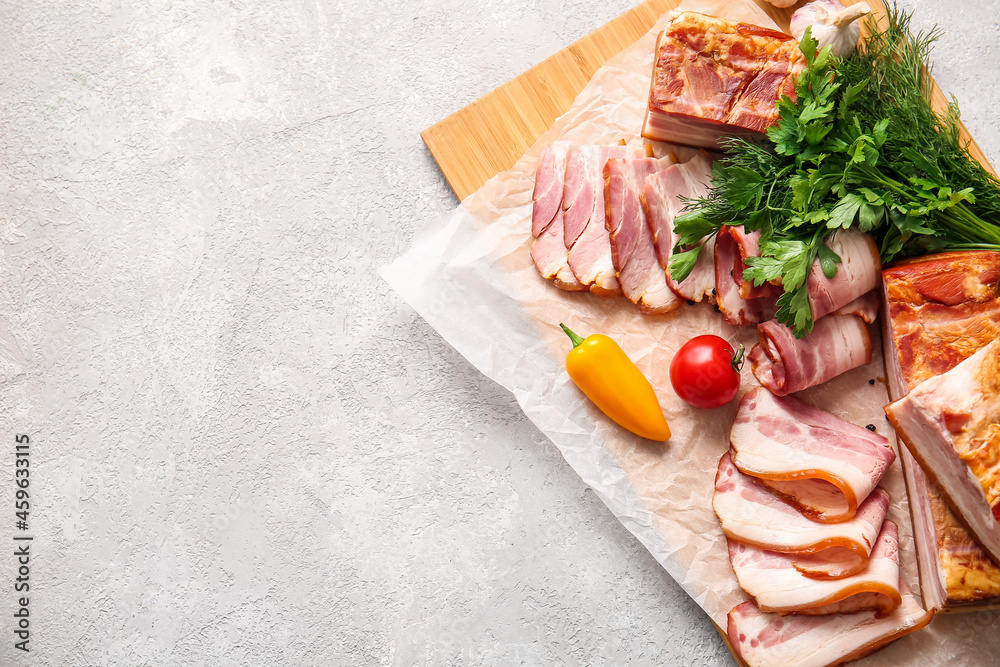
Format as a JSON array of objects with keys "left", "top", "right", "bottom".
[{"left": 423, "top": 0, "right": 996, "bottom": 201}]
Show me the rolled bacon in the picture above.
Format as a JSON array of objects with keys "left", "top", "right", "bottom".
[
  {"left": 730, "top": 388, "right": 895, "bottom": 523},
  {"left": 808, "top": 229, "right": 881, "bottom": 321},
  {"left": 727, "top": 587, "right": 933, "bottom": 667},
  {"left": 728, "top": 520, "right": 902, "bottom": 616},
  {"left": 715, "top": 226, "right": 778, "bottom": 325},
  {"left": 750, "top": 314, "right": 872, "bottom": 396},
  {"left": 831, "top": 290, "right": 880, "bottom": 324},
  {"left": 714, "top": 452, "right": 888, "bottom": 579}
]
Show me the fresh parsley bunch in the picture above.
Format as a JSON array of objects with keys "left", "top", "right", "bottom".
[{"left": 670, "top": 4, "right": 1000, "bottom": 337}]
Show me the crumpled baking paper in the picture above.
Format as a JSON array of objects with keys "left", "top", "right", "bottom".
[{"left": 381, "top": 0, "right": 997, "bottom": 662}]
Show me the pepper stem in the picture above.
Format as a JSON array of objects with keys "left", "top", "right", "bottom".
[
  {"left": 730, "top": 343, "right": 746, "bottom": 373},
  {"left": 560, "top": 323, "right": 586, "bottom": 349}
]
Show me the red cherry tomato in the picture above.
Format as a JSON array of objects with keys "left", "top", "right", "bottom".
[{"left": 669, "top": 335, "right": 743, "bottom": 409}]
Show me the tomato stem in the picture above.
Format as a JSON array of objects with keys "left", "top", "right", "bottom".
[
  {"left": 730, "top": 344, "right": 746, "bottom": 373},
  {"left": 560, "top": 323, "right": 586, "bottom": 349}
]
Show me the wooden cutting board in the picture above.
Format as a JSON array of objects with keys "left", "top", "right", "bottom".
[
  {"left": 422, "top": 0, "right": 995, "bottom": 202},
  {"left": 420, "top": 1, "right": 997, "bottom": 663}
]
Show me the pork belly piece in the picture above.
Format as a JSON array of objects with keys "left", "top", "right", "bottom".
[
  {"left": 642, "top": 12, "right": 806, "bottom": 149},
  {"left": 808, "top": 230, "right": 882, "bottom": 321},
  {"left": 640, "top": 152, "right": 717, "bottom": 302},
  {"left": 750, "top": 315, "right": 872, "bottom": 396},
  {"left": 885, "top": 339, "right": 1000, "bottom": 565},
  {"left": 728, "top": 520, "right": 902, "bottom": 616},
  {"left": 714, "top": 452, "right": 888, "bottom": 579},
  {"left": 531, "top": 144, "right": 587, "bottom": 290},
  {"left": 715, "top": 226, "right": 779, "bottom": 325},
  {"left": 730, "top": 388, "right": 895, "bottom": 523},
  {"left": 604, "top": 155, "right": 680, "bottom": 314},
  {"left": 882, "top": 250, "right": 1000, "bottom": 609},
  {"left": 563, "top": 144, "right": 650, "bottom": 296},
  {"left": 727, "top": 587, "right": 933, "bottom": 667}
]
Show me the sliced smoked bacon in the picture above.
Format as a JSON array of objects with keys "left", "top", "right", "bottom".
[
  {"left": 563, "top": 144, "right": 651, "bottom": 296},
  {"left": 730, "top": 388, "right": 895, "bottom": 523},
  {"left": 727, "top": 587, "right": 933, "bottom": 667},
  {"left": 715, "top": 226, "right": 778, "bottom": 325},
  {"left": 714, "top": 452, "right": 888, "bottom": 579},
  {"left": 530, "top": 142, "right": 586, "bottom": 290},
  {"left": 750, "top": 314, "right": 872, "bottom": 396},
  {"left": 642, "top": 12, "right": 806, "bottom": 149},
  {"left": 807, "top": 230, "right": 881, "bottom": 321},
  {"left": 640, "top": 152, "right": 717, "bottom": 302},
  {"left": 604, "top": 155, "right": 680, "bottom": 314},
  {"left": 728, "top": 520, "right": 902, "bottom": 616},
  {"left": 885, "top": 338, "right": 1000, "bottom": 565}
]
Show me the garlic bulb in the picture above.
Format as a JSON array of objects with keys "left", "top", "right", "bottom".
[
  {"left": 762, "top": 0, "right": 798, "bottom": 7},
  {"left": 790, "top": 1, "right": 872, "bottom": 58}
]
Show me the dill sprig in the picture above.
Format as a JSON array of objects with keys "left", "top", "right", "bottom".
[{"left": 670, "top": 3, "right": 1000, "bottom": 337}]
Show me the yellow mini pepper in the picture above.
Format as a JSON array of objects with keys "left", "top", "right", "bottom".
[{"left": 560, "top": 323, "right": 671, "bottom": 441}]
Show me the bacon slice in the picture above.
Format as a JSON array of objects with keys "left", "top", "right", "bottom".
[
  {"left": 728, "top": 520, "right": 902, "bottom": 616},
  {"left": 530, "top": 143, "right": 587, "bottom": 290},
  {"left": 808, "top": 230, "right": 881, "bottom": 321},
  {"left": 750, "top": 315, "right": 872, "bottom": 396},
  {"left": 885, "top": 338, "right": 1000, "bottom": 565},
  {"left": 714, "top": 452, "right": 888, "bottom": 579},
  {"left": 715, "top": 226, "right": 778, "bottom": 325},
  {"left": 727, "top": 589, "right": 933, "bottom": 667},
  {"left": 605, "top": 155, "right": 680, "bottom": 314},
  {"left": 730, "top": 388, "right": 895, "bottom": 523},
  {"left": 532, "top": 143, "right": 567, "bottom": 238},
  {"left": 642, "top": 12, "right": 806, "bottom": 149},
  {"left": 563, "top": 144, "right": 649, "bottom": 296},
  {"left": 641, "top": 152, "right": 717, "bottom": 302}
]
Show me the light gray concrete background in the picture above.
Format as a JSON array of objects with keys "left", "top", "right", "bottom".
[{"left": 0, "top": 1, "right": 997, "bottom": 665}]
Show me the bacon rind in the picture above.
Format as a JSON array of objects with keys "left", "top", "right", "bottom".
[
  {"left": 730, "top": 387, "right": 895, "bottom": 523},
  {"left": 727, "top": 590, "right": 933, "bottom": 667},
  {"left": 713, "top": 451, "right": 886, "bottom": 579},
  {"left": 728, "top": 520, "right": 902, "bottom": 616},
  {"left": 750, "top": 314, "right": 872, "bottom": 396}
]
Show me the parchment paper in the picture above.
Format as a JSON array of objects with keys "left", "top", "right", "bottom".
[{"left": 381, "top": 0, "right": 997, "bottom": 662}]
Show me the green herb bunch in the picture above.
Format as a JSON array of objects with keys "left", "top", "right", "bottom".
[{"left": 670, "top": 4, "right": 1000, "bottom": 337}]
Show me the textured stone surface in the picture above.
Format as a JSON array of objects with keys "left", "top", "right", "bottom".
[{"left": 0, "top": 1, "right": 996, "bottom": 665}]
